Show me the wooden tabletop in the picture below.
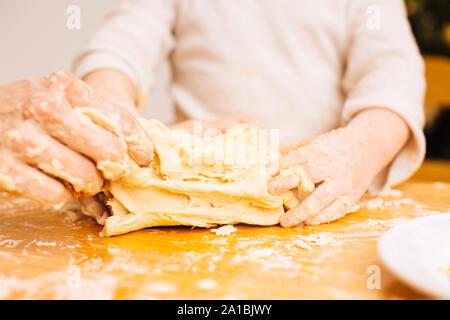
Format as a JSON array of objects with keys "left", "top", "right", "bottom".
[{"left": 0, "top": 160, "right": 449, "bottom": 300}]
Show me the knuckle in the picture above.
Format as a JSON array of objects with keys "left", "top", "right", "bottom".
[
  {"left": 116, "top": 108, "right": 136, "bottom": 132},
  {"left": 66, "top": 79, "right": 94, "bottom": 107},
  {"left": 48, "top": 70, "right": 75, "bottom": 85},
  {"left": 3, "top": 121, "right": 36, "bottom": 146},
  {"left": 22, "top": 92, "right": 59, "bottom": 121}
]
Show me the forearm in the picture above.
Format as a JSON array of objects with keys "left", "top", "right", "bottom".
[
  {"left": 347, "top": 107, "right": 410, "bottom": 176},
  {"left": 83, "top": 68, "right": 138, "bottom": 115}
]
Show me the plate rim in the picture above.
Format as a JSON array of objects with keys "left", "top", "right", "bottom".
[{"left": 377, "top": 212, "right": 450, "bottom": 300}]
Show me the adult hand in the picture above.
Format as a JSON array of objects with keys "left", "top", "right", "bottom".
[{"left": 0, "top": 71, "right": 153, "bottom": 210}]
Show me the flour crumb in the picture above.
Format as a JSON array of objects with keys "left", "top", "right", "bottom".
[
  {"left": 0, "top": 239, "right": 22, "bottom": 248},
  {"left": 294, "top": 240, "right": 313, "bottom": 251},
  {"left": 62, "top": 210, "right": 81, "bottom": 224},
  {"left": 384, "top": 198, "right": 415, "bottom": 207},
  {"left": 294, "top": 232, "right": 342, "bottom": 250},
  {"left": 35, "top": 241, "right": 57, "bottom": 247},
  {"left": 107, "top": 247, "right": 121, "bottom": 255},
  {"left": 362, "top": 197, "right": 385, "bottom": 210},
  {"left": 433, "top": 182, "right": 447, "bottom": 189},
  {"left": 196, "top": 279, "right": 217, "bottom": 290},
  {"left": 144, "top": 281, "right": 177, "bottom": 294},
  {"left": 361, "top": 197, "right": 416, "bottom": 210},
  {"left": 367, "top": 219, "right": 387, "bottom": 226},
  {"left": 379, "top": 188, "right": 403, "bottom": 198},
  {"left": 210, "top": 225, "right": 237, "bottom": 236}
]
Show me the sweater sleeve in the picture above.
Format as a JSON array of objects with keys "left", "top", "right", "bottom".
[
  {"left": 341, "top": 0, "right": 426, "bottom": 192},
  {"left": 72, "top": 0, "right": 176, "bottom": 104}
]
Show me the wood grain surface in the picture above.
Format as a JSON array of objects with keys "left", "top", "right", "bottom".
[{"left": 0, "top": 160, "right": 449, "bottom": 300}]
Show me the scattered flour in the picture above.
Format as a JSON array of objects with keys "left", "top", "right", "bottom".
[
  {"left": 294, "top": 232, "right": 343, "bottom": 251},
  {"left": 433, "top": 182, "right": 447, "bottom": 189},
  {"left": 362, "top": 198, "right": 385, "bottom": 210},
  {"left": 0, "top": 272, "right": 117, "bottom": 299},
  {"left": 35, "top": 241, "right": 57, "bottom": 247},
  {"left": 144, "top": 281, "right": 177, "bottom": 294},
  {"left": 0, "top": 239, "right": 22, "bottom": 248},
  {"left": 379, "top": 188, "right": 403, "bottom": 198},
  {"left": 361, "top": 197, "right": 417, "bottom": 210},
  {"left": 210, "top": 225, "right": 237, "bottom": 236},
  {"left": 367, "top": 219, "right": 389, "bottom": 227},
  {"left": 231, "top": 247, "right": 297, "bottom": 271},
  {"left": 62, "top": 210, "right": 81, "bottom": 224},
  {"left": 196, "top": 279, "right": 217, "bottom": 290}
]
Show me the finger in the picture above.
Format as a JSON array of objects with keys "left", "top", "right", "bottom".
[
  {"left": 268, "top": 165, "right": 315, "bottom": 195},
  {"left": 280, "top": 182, "right": 337, "bottom": 227},
  {"left": 279, "top": 153, "right": 328, "bottom": 189},
  {"left": 305, "top": 196, "right": 354, "bottom": 225},
  {"left": 279, "top": 140, "right": 312, "bottom": 156},
  {"left": 79, "top": 195, "right": 109, "bottom": 225},
  {"left": 279, "top": 146, "right": 314, "bottom": 169},
  {"left": 23, "top": 90, "right": 128, "bottom": 180},
  {"left": 62, "top": 73, "right": 154, "bottom": 166},
  {"left": 0, "top": 147, "right": 71, "bottom": 208},
  {"left": 268, "top": 172, "right": 299, "bottom": 195},
  {"left": 266, "top": 158, "right": 279, "bottom": 176},
  {"left": 4, "top": 121, "right": 103, "bottom": 195}
]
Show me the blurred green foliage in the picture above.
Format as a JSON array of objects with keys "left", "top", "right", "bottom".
[{"left": 406, "top": 0, "right": 450, "bottom": 56}]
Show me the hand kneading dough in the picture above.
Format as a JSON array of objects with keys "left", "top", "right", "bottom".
[{"left": 101, "top": 119, "right": 308, "bottom": 236}]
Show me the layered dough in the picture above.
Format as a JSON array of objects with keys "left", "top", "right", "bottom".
[{"left": 101, "top": 119, "right": 307, "bottom": 236}]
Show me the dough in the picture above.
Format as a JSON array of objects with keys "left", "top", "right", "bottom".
[{"left": 101, "top": 119, "right": 310, "bottom": 236}]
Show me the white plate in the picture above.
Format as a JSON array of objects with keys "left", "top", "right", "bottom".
[{"left": 378, "top": 212, "right": 450, "bottom": 299}]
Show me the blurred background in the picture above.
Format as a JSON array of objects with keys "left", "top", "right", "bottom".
[
  {"left": 0, "top": 0, "right": 174, "bottom": 124},
  {"left": 0, "top": 0, "right": 449, "bottom": 159},
  {"left": 406, "top": 0, "right": 450, "bottom": 160}
]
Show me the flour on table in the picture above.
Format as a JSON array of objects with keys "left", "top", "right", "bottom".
[
  {"left": 196, "top": 279, "right": 217, "bottom": 290},
  {"left": 360, "top": 196, "right": 418, "bottom": 211},
  {"left": 142, "top": 281, "right": 177, "bottom": 294},
  {"left": 433, "top": 182, "right": 447, "bottom": 189},
  {"left": 210, "top": 225, "right": 237, "bottom": 236},
  {"left": 35, "top": 241, "right": 57, "bottom": 247},
  {"left": 378, "top": 188, "right": 403, "bottom": 198},
  {"left": 294, "top": 232, "right": 343, "bottom": 251},
  {"left": 0, "top": 239, "right": 22, "bottom": 248}
]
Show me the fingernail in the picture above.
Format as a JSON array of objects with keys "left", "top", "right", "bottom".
[{"left": 280, "top": 215, "right": 292, "bottom": 227}]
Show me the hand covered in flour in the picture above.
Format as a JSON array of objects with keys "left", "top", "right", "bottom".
[
  {"left": 0, "top": 71, "right": 153, "bottom": 210},
  {"left": 269, "top": 108, "right": 410, "bottom": 227}
]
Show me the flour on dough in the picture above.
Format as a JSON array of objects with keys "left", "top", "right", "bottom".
[{"left": 100, "top": 119, "right": 309, "bottom": 236}]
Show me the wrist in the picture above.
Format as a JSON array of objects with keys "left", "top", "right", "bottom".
[
  {"left": 83, "top": 69, "right": 137, "bottom": 114},
  {"left": 347, "top": 107, "right": 410, "bottom": 175}
]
